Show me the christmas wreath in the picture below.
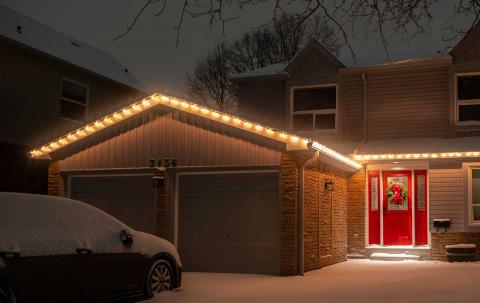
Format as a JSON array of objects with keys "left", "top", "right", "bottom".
[{"left": 386, "top": 182, "right": 407, "bottom": 205}]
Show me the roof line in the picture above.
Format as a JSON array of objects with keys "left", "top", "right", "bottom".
[
  {"left": 30, "top": 93, "right": 361, "bottom": 170},
  {"left": 354, "top": 151, "right": 480, "bottom": 162},
  {"left": 340, "top": 56, "right": 451, "bottom": 74}
]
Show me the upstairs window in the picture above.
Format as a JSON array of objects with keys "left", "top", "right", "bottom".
[
  {"left": 291, "top": 85, "right": 337, "bottom": 132},
  {"left": 456, "top": 74, "right": 480, "bottom": 125},
  {"left": 61, "top": 79, "right": 88, "bottom": 122}
]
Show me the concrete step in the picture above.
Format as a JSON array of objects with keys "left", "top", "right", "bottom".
[
  {"left": 347, "top": 253, "right": 367, "bottom": 259},
  {"left": 370, "top": 252, "right": 421, "bottom": 261}
]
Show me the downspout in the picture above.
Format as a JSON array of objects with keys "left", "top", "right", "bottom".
[
  {"left": 362, "top": 73, "right": 368, "bottom": 143},
  {"left": 298, "top": 150, "right": 319, "bottom": 276}
]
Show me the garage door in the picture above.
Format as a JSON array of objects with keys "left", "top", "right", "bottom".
[
  {"left": 179, "top": 172, "right": 280, "bottom": 274},
  {"left": 69, "top": 175, "right": 155, "bottom": 234}
]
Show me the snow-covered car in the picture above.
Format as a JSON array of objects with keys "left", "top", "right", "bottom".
[{"left": 0, "top": 192, "right": 182, "bottom": 303}]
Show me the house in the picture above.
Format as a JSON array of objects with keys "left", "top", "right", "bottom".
[
  {"left": 232, "top": 28, "right": 480, "bottom": 261},
  {"left": 30, "top": 92, "right": 361, "bottom": 275},
  {"left": 0, "top": 5, "right": 146, "bottom": 194},
  {"left": 28, "top": 19, "right": 480, "bottom": 276}
]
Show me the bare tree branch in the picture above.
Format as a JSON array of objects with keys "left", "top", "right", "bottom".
[
  {"left": 113, "top": 0, "right": 480, "bottom": 62},
  {"left": 111, "top": 0, "right": 157, "bottom": 42}
]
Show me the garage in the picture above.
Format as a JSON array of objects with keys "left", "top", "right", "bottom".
[
  {"left": 178, "top": 172, "right": 280, "bottom": 274},
  {"left": 36, "top": 94, "right": 359, "bottom": 275},
  {"left": 69, "top": 174, "right": 156, "bottom": 234}
]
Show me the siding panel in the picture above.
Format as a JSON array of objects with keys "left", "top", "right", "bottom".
[
  {"left": 58, "top": 110, "right": 282, "bottom": 170},
  {"left": 429, "top": 169, "right": 464, "bottom": 233},
  {"left": 341, "top": 65, "right": 450, "bottom": 140}
]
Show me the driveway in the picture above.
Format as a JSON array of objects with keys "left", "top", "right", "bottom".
[{"left": 150, "top": 260, "right": 480, "bottom": 303}]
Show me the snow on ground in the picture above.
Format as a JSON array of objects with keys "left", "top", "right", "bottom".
[{"left": 149, "top": 260, "right": 480, "bottom": 303}]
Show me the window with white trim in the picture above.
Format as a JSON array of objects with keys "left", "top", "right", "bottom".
[
  {"left": 291, "top": 85, "right": 337, "bottom": 131},
  {"left": 470, "top": 168, "right": 480, "bottom": 224},
  {"left": 61, "top": 79, "right": 88, "bottom": 122},
  {"left": 456, "top": 74, "right": 480, "bottom": 125}
]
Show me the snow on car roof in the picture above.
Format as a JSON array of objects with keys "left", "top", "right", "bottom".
[
  {"left": 0, "top": 4, "right": 145, "bottom": 91},
  {"left": 0, "top": 192, "right": 129, "bottom": 257},
  {"left": 0, "top": 192, "right": 177, "bottom": 259}
]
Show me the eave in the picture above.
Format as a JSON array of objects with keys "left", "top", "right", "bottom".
[{"left": 30, "top": 93, "right": 362, "bottom": 171}]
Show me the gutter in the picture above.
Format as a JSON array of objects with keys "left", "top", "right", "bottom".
[{"left": 298, "top": 150, "right": 319, "bottom": 275}]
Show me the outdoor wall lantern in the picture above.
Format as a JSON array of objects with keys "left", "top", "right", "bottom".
[{"left": 325, "top": 179, "right": 334, "bottom": 192}]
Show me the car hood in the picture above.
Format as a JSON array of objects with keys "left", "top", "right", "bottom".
[{"left": 133, "top": 231, "right": 181, "bottom": 267}]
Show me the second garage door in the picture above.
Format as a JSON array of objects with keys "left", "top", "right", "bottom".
[
  {"left": 69, "top": 174, "right": 155, "bottom": 234},
  {"left": 178, "top": 172, "right": 280, "bottom": 274}
]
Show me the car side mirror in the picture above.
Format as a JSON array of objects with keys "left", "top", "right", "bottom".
[{"left": 120, "top": 230, "right": 134, "bottom": 245}]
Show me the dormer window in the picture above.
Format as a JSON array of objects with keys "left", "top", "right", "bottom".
[
  {"left": 291, "top": 84, "right": 337, "bottom": 132},
  {"left": 456, "top": 73, "right": 480, "bottom": 125}
]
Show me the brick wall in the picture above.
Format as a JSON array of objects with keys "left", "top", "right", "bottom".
[
  {"left": 347, "top": 169, "right": 366, "bottom": 255},
  {"left": 280, "top": 152, "right": 300, "bottom": 275},
  {"left": 431, "top": 233, "right": 480, "bottom": 261},
  {"left": 281, "top": 151, "right": 349, "bottom": 275},
  {"left": 47, "top": 160, "right": 61, "bottom": 196},
  {"left": 304, "top": 164, "right": 348, "bottom": 271}
]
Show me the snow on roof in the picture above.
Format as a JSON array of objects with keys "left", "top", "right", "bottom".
[
  {"left": 230, "top": 61, "right": 289, "bottom": 79},
  {"left": 0, "top": 4, "right": 145, "bottom": 91}
]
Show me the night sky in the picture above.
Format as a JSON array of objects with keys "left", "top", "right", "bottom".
[{"left": 0, "top": 1, "right": 472, "bottom": 95}]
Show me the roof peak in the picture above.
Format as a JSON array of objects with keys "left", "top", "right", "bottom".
[{"left": 30, "top": 92, "right": 361, "bottom": 170}]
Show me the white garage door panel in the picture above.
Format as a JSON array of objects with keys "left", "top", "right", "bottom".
[
  {"left": 70, "top": 175, "right": 155, "bottom": 234},
  {"left": 179, "top": 172, "right": 280, "bottom": 274}
]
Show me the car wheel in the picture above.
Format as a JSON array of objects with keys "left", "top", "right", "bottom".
[
  {"left": 147, "top": 259, "right": 173, "bottom": 295},
  {"left": 0, "top": 286, "right": 15, "bottom": 303}
]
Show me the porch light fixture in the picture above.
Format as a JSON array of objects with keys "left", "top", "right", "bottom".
[
  {"left": 325, "top": 179, "right": 334, "bottom": 191},
  {"left": 354, "top": 151, "right": 480, "bottom": 162},
  {"left": 29, "top": 93, "right": 362, "bottom": 170}
]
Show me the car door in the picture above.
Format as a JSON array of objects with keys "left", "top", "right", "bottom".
[
  {"left": 66, "top": 208, "right": 147, "bottom": 301},
  {"left": 81, "top": 252, "right": 148, "bottom": 301}
]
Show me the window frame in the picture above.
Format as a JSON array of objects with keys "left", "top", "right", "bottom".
[
  {"left": 468, "top": 166, "right": 480, "bottom": 226},
  {"left": 290, "top": 83, "right": 338, "bottom": 133},
  {"left": 60, "top": 77, "right": 89, "bottom": 123},
  {"left": 454, "top": 72, "right": 480, "bottom": 126}
]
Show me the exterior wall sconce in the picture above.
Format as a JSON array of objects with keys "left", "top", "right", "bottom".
[{"left": 325, "top": 179, "right": 334, "bottom": 192}]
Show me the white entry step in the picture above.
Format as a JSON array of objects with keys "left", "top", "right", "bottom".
[{"left": 370, "top": 252, "right": 421, "bottom": 261}]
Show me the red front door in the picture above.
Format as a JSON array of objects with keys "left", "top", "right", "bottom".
[{"left": 383, "top": 171, "right": 412, "bottom": 245}]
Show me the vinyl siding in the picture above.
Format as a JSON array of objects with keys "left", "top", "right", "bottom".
[
  {"left": 58, "top": 110, "right": 283, "bottom": 170},
  {"left": 429, "top": 168, "right": 465, "bottom": 233},
  {"left": 237, "top": 80, "right": 286, "bottom": 130},
  {"left": 342, "top": 74, "right": 364, "bottom": 140},
  {"left": 341, "top": 65, "right": 450, "bottom": 140},
  {"left": 451, "top": 24, "right": 480, "bottom": 64},
  {"left": 288, "top": 47, "right": 339, "bottom": 85},
  {"left": 0, "top": 36, "right": 143, "bottom": 147}
]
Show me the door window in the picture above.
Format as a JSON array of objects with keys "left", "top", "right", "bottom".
[
  {"left": 370, "top": 176, "right": 379, "bottom": 210},
  {"left": 417, "top": 175, "right": 426, "bottom": 209}
]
